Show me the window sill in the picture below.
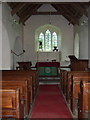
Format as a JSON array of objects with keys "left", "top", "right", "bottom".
[{"left": 37, "top": 51, "right": 60, "bottom": 53}]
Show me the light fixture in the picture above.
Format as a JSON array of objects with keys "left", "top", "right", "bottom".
[
  {"left": 49, "top": 11, "right": 51, "bottom": 25},
  {"left": 11, "top": 50, "right": 25, "bottom": 56},
  {"left": 80, "top": 19, "right": 88, "bottom": 26},
  {"left": 12, "top": 18, "right": 19, "bottom": 25},
  {"left": 68, "top": 22, "right": 71, "bottom": 25}
]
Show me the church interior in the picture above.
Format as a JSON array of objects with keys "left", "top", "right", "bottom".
[{"left": 0, "top": 1, "right": 90, "bottom": 119}]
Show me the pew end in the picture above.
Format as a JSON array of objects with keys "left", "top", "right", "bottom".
[
  {"left": 0, "top": 88, "right": 24, "bottom": 119},
  {"left": 78, "top": 81, "right": 90, "bottom": 119}
]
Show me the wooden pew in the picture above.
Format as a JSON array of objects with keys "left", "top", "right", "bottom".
[
  {"left": 0, "top": 88, "right": 24, "bottom": 119},
  {"left": 2, "top": 75, "right": 34, "bottom": 104},
  {"left": 66, "top": 71, "right": 90, "bottom": 102},
  {"left": 78, "top": 81, "right": 90, "bottom": 118},
  {"left": 1, "top": 78, "right": 31, "bottom": 117},
  {"left": 60, "top": 69, "right": 69, "bottom": 94},
  {"left": 27, "top": 70, "right": 39, "bottom": 96},
  {"left": 60, "top": 69, "right": 65, "bottom": 91},
  {"left": 70, "top": 76, "right": 90, "bottom": 115},
  {"left": 2, "top": 70, "right": 39, "bottom": 96}
]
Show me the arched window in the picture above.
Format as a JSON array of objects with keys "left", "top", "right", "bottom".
[
  {"left": 38, "top": 30, "right": 58, "bottom": 51},
  {"left": 52, "top": 32, "right": 58, "bottom": 49},
  {"left": 39, "top": 33, "right": 44, "bottom": 51},
  {"left": 45, "top": 30, "right": 51, "bottom": 51},
  {"left": 36, "top": 24, "right": 61, "bottom": 52}
]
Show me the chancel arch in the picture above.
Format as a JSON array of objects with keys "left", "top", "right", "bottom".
[{"left": 35, "top": 24, "right": 61, "bottom": 62}]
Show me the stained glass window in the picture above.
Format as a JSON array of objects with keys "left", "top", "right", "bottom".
[
  {"left": 52, "top": 32, "right": 58, "bottom": 49},
  {"left": 45, "top": 30, "right": 51, "bottom": 51},
  {"left": 38, "top": 30, "right": 58, "bottom": 51},
  {"left": 39, "top": 33, "right": 44, "bottom": 51}
]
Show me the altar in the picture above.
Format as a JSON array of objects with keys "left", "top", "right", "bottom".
[{"left": 35, "top": 62, "right": 60, "bottom": 76}]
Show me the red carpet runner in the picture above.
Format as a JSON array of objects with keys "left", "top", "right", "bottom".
[{"left": 31, "top": 85, "right": 72, "bottom": 118}]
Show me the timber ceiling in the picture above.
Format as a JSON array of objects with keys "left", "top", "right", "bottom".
[{"left": 7, "top": 2, "right": 90, "bottom": 25}]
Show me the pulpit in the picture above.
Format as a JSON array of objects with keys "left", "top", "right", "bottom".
[
  {"left": 35, "top": 62, "right": 60, "bottom": 76},
  {"left": 68, "top": 55, "right": 89, "bottom": 71},
  {"left": 16, "top": 62, "right": 32, "bottom": 70}
]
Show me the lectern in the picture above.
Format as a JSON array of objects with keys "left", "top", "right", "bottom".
[{"left": 16, "top": 62, "right": 32, "bottom": 70}]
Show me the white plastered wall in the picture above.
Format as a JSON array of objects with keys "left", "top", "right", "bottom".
[
  {"left": 74, "top": 15, "right": 88, "bottom": 59},
  {"left": 2, "top": 3, "right": 23, "bottom": 70},
  {"left": 0, "top": 2, "right": 2, "bottom": 70},
  {"left": 24, "top": 4, "right": 74, "bottom": 66}
]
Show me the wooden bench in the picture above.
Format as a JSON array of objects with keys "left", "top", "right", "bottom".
[
  {"left": 78, "top": 81, "right": 90, "bottom": 118},
  {"left": 2, "top": 75, "right": 34, "bottom": 104},
  {"left": 60, "top": 69, "right": 69, "bottom": 94},
  {"left": 1, "top": 79, "right": 30, "bottom": 117},
  {"left": 70, "top": 76, "right": 90, "bottom": 115},
  {"left": 0, "top": 88, "right": 24, "bottom": 119},
  {"left": 2, "top": 70, "right": 39, "bottom": 96},
  {"left": 66, "top": 71, "right": 90, "bottom": 102}
]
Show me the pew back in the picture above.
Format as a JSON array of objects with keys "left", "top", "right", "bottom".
[
  {"left": 2, "top": 70, "right": 39, "bottom": 96},
  {"left": 0, "top": 88, "right": 24, "bottom": 119},
  {"left": 1, "top": 79, "right": 30, "bottom": 116},
  {"left": 70, "top": 76, "right": 90, "bottom": 115},
  {"left": 78, "top": 81, "right": 90, "bottom": 118},
  {"left": 66, "top": 71, "right": 90, "bottom": 102}
]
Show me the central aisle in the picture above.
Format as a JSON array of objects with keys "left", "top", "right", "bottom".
[{"left": 31, "top": 85, "right": 72, "bottom": 118}]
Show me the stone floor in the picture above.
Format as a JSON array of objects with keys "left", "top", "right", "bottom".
[{"left": 39, "top": 76, "right": 60, "bottom": 84}]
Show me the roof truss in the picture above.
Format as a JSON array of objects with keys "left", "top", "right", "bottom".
[{"left": 7, "top": 2, "right": 89, "bottom": 25}]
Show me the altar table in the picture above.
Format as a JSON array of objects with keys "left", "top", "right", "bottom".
[{"left": 35, "top": 62, "right": 60, "bottom": 76}]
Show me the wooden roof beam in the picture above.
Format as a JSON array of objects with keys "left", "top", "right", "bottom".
[
  {"left": 58, "top": 5, "right": 76, "bottom": 17},
  {"left": 60, "top": 6, "right": 79, "bottom": 24},
  {"left": 17, "top": 3, "right": 32, "bottom": 16},
  {"left": 20, "top": 4, "right": 42, "bottom": 24},
  {"left": 51, "top": 4, "right": 74, "bottom": 25},
  {"left": 15, "top": 2, "right": 90, "bottom": 4},
  {"left": 11, "top": 3, "right": 27, "bottom": 16},
  {"left": 63, "top": 15, "right": 75, "bottom": 25},
  {"left": 32, "top": 11, "right": 66, "bottom": 15},
  {"left": 52, "top": 4, "right": 79, "bottom": 25},
  {"left": 71, "top": 3, "right": 88, "bottom": 17},
  {"left": 78, "top": 3, "right": 88, "bottom": 17},
  {"left": 19, "top": 4, "right": 38, "bottom": 19}
]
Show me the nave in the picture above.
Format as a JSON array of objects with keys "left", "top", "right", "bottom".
[
  {"left": 1, "top": 60, "right": 90, "bottom": 119},
  {"left": 0, "top": 1, "right": 90, "bottom": 119},
  {"left": 31, "top": 84, "right": 72, "bottom": 118}
]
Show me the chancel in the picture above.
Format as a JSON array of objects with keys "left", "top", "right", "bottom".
[{"left": 0, "top": 1, "right": 90, "bottom": 119}]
